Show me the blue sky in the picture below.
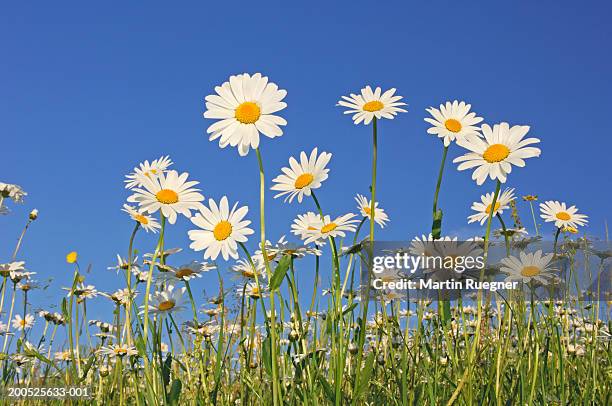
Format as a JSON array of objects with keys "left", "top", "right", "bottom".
[{"left": 1, "top": 1, "right": 611, "bottom": 324}]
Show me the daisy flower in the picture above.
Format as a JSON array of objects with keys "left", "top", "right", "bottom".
[
  {"left": 12, "top": 314, "right": 35, "bottom": 330},
  {"left": 107, "top": 254, "right": 139, "bottom": 273},
  {"left": 127, "top": 170, "right": 204, "bottom": 224},
  {"left": 188, "top": 196, "right": 254, "bottom": 261},
  {"left": 160, "top": 261, "right": 215, "bottom": 282},
  {"left": 237, "top": 282, "right": 267, "bottom": 300},
  {"left": 97, "top": 344, "right": 139, "bottom": 358},
  {"left": 540, "top": 201, "right": 588, "bottom": 229},
  {"left": 124, "top": 156, "right": 173, "bottom": 189},
  {"left": 122, "top": 204, "right": 161, "bottom": 233},
  {"left": 468, "top": 188, "right": 516, "bottom": 225},
  {"left": 55, "top": 351, "right": 72, "bottom": 362},
  {"left": 453, "top": 122, "right": 541, "bottom": 185},
  {"left": 144, "top": 284, "right": 186, "bottom": 316},
  {"left": 203, "top": 73, "right": 287, "bottom": 156},
  {"left": 337, "top": 86, "right": 407, "bottom": 125},
  {"left": 0, "top": 182, "right": 27, "bottom": 203},
  {"left": 0, "top": 261, "right": 25, "bottom": 278},
  {"left": 271, "top": 148, "right": 332, "bottom": 203},
  {"left": 424, "top": 100, "right": 483, "bottom": 146},
  {"left": 254, "top": 235, "right": 321, "bottom": 262},
  {"left": 500, "top": 250, "right": 558, "bottom": 285},
  {"left": 355, "top": 194, "right": 389, "bottom": 228},
  {"left": 303, "top": 213, "right": 359, "bottom": 244},
  {"left": 231, "top": 258, "right": 266, "bottom": 280},
  {"left": 291, "top": 212, "right": 324, "bottom": 241}
]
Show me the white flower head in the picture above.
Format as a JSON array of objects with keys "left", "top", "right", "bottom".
[
  {"left": 337, "top": 86, "right": 407, "bottom": 125},
  {"left": 355, "top": 194, "right": 389, "bottom": 228},
  {"left": 468, "top": 188, "right": 516, "bottom": 225},
  {"left": 204, "top": 73, "right": 287, "bottom": 156},
  {"left": 124, "top": 156, "right": 173, "bottom": 189},
  {"left": 540, "top": 201, "right": 588, "bottom": 229},
  {"left": 424, "top": 100, "right": 483, "bottom": 146},
  {"left": 271, "top": 148, "right": 332, "bottom": 203},
  {"left": 122, "top": 204, "right": 161, "bottom": 233},
  {"left": 501, "top": 250, "right": 558, "bottom": 285}
]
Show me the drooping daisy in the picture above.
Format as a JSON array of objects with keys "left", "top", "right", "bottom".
[
  {"left": 453, "top": 122, "right": 541, "bottom": 185},
  {"left": 539, "top": 201, "right": 588, "bottom": 229},
  {"left": 124, "top": 156, "right": 173, "bottom": 189},
  {"left": 424, "top": 100, "right": 483, "bottom": 146},
  {"left": 0, "top": 182, "right": 27, "bottom": 203},
  {"left": 107, "top": 254, "right": 140, "bottom": 273},
  {"left": 122, "top": 204, "right": 161, "bottom": 233},
  {"left": 145, "top": 284, "right": 186, "bottom": 316},
  {"left": 500, "top": 250, "right": 558, "bottom": 284},
  {"left": 291, "top": 212, "right": 324, "bottom": 241},
  {"left": 468, "top": 188, "right": 516, "bottom": 225},
  {"left": 188, "top": 196, "right": 254, "bottom": 261},
  {"left": 355, "top": 194, "right": 389, "bottom": 228},
  {"left": 127, "top": 170, "right": 204, "bottom": 224},
  {"left": 12, "top": 314, "right": 35, "bottom": 330},
  {"left": 231, "top": 257, "right": 267, "bottom": 281},
  {"left": 271, "top": 148, "right": 332, "bottom": 203},
  {"left": 97, "top": 344, "right": 139, "bottom": 358},
  {"left": 204, "top": 73, "right": 287, "bottom": 156},
  {"left": 303, "top": 213, "right": 359, "bottom": 244},
  {"left": 337, "top": 86, "right": 407, "bottom": 125}
]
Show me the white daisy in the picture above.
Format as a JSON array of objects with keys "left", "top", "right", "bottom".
[
  {"left": 231, "top": 258, "right": 266, "bottom": 280},
  {"left": 237, "top": 282, "right": 267, "bottom": 300},
  {"left": 271, "top": 148, "right": 332, "bottom": 203},
  {"left": 355, "top": 194, "right": 389, "bottom": 228},
  {"left": 453, "top": 122, "right": 541, "bottom": 185},
  {"left": 161, "top": 261, "right": 215, "bottom": 282},
  {"left": 107, "top": 254, "right": 140, "bottom": 273},
  {"left": 124, "top": 156, "right": 173, "bottom": 189},
  {"left": 145, "top": 284, "right": 186, "bottom": 316},
  {"left": 188, "top": 196, "right": 254, "bottom": 261},
  {"left": 97, "top": 344, "right": 139, "bottom": 358},
  {"left": 500, "top": 250, "right": 558, "bottom": 284},
  {"left": 467, "top": 188, "right": 516, "bottom": 225},
  {"left": 0, "top": 261, "right": 25, "bottom": 278},
  {"left": 204, "top": 73, "right": 287, "bottom": 156},
  {"left": 424, "top": 100, "right": 483, "bottom": 146},
  {"left": 127, "top": 170, "right": 204, "bottom": 224},
  {"left": 291, "top": 212, "right": 324, "bottom": 241},
  {"left": 122, "top": 204, "right": 161, "bottom": 233},
  {"left": 303, "top": 213, "right": 359, "bottom": 244},
  {"left": 0, "top": 182, "right": 27, "bottom": 203},
  {"left": 540, "top": 201, "right": 588, "bottom": 229},
  {"left": 12, "top": 314, "right": 35, "bottom": 330},
  {"left": 337, "top": 86, "right": 407, "bottom": 125}
]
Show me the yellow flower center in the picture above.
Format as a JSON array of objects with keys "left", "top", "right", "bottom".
[
  {"left": 363, "top": 206, "right": 372, "bottom": 215},
  {"left": 307, "top": 226, "right": 318, "bottom": 231},
  {"left": 485, "top": 202, "right": 501, "bottom": 214},
  {"left": 114, "top": 348, "right": 128, "bottom": 355},
  {"left": 134, "top": 214, "right": 149, "bottom": 225},
  {"left": 556, "top": 212, "right": 571, "bottom": 221},
  {"left": 249, "top": 286, "right": 261, "bottom": 298},
  {"left": 156, "top": 189, "right": 179, "bottom": 204},
  {"left": 444, "top": 118, "right": 462, "bottom": 133},
  {"left": 294, "top": 173, "right": 314, "bottom": 189},
  {"left": 563, "top": 226, "right": 578, "bottom": 234},
  {"left": 483, "top": 144, "right": 510, "bottom": 163},
  {"left": 235, "top": 102, "right": 261, "bottom": 124},
  {"left": 242, "top": 269, "right": 255, "bottom": 278},
  {"left": 20, "top": 320, "right": 27, "bottom": 327},
  {"left": 363, "top": 100, "right": 384, "bottom": 112},
  {"left": 520, "top": 266, "right": 541, "bottom": 277},
  {"left": 158, "top": 300, "right": 175, "bottom": 311},
  {"left": 213, "top": 221, "right": 233, "bottom": 241},
  {"left": 321, "top": 223, "right": 337, "bottom": 233},
  {"left": 176, "top": 268, "right": 195, "bottom": 278}
]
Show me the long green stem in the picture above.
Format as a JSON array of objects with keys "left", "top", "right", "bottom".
[{"left": 431, "top": 144, "right": 449, "bottom": 239}]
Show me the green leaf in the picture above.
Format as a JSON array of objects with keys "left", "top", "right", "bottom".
[
  {"left": 355, "top": 351, "right": 375, "bottom": 400},
  {"left": 261, "top": 335, "right": 272, "bottom": 376},
  {"left": 342, "top": 302, "right": 358, "bottom": 316},
  {"left": 80, "top": 355, "right": 96, "bottom": 382},
  {"left": 318, "top": 375, "right": 335, "bottom": 403},
  {"left": 431, "top": 209, "right": 443, "bottom": 239},
  {"left": 168, "top": 379, "right": 182, "bottom": 405},
  {"left": 269, "top": 255, "right": 291, "bottom": 290},
  {"left": 162, "top": 353, "right": 172, "bottom": 386}
]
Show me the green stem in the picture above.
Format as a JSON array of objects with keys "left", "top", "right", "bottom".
[{"left": 431, "top": 145, "right": 449, "bottom": 239}]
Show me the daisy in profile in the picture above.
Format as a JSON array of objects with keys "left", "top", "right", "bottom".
[
  {"left": 0, "top": 261, "right": 25, "bottom": 278},
  {"left": 501, "top": 250, "right": 557, "bottom": 284},
  {"left": 203, "top": 73, "right": 287, "bottom": 156},
  {"left": 271, "top": 148, "right": 332, "bottom": 203},
  {"left": 97, "top": 344, "right": 139, "bottom": 358},
  {"left": 355, "top": 194, "right": 389, "bottom": 228},
  {"left": 254, "top": 235, "right": 321, "bottom": 262},
  {"left": 468, "top": 188, "right": 516, "bottom": 225},
  {"left": 188, "top": 196, "right": 254, "bottom": 261},
  {"left": 237, "top": 282, "right": 267, "bottom": 300},
  {"left": 337, "top": 86, "right": 407, "bottom": 125},
  {"left": 12, "top": 314, "right": 35, "bottom": 331},
  {"left": 124, "top": 156, "right": 173, "bottom": 189},
  {"left": 231, "top": 258, "right": 266, "bottom": 280},
  {"left": 122, "top": 204, "right": 161, "bottom": 233},
  {"left": 453, "top": 122, "right": 541, "bottom": 185},
  {"left": 160, "top": 261, "right": 215, "bottom": 283},
  {"left": 127, "top": 170, "right": 204, "bottom": 224},
  {"left": 107, "top": 254, "right": 140, "bottom": 273},
  {"left": 424, "top": 100, "right": 483, "bottom": 146},
  {"left": 540, "top": 201, "right": 588, "bottom": 229},
  {"left": 145, "top": 284, "right": 186, "bottom": 316},
  {"left": 303, "top": 213, "right": 359, "bottom": 244},
  {"left": 291, "top": 212, "right": 324, "bottom": 241}
]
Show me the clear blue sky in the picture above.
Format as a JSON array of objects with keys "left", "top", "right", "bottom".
[{"left": 1, "top": 1, "right": 610, "bottom": 323}]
